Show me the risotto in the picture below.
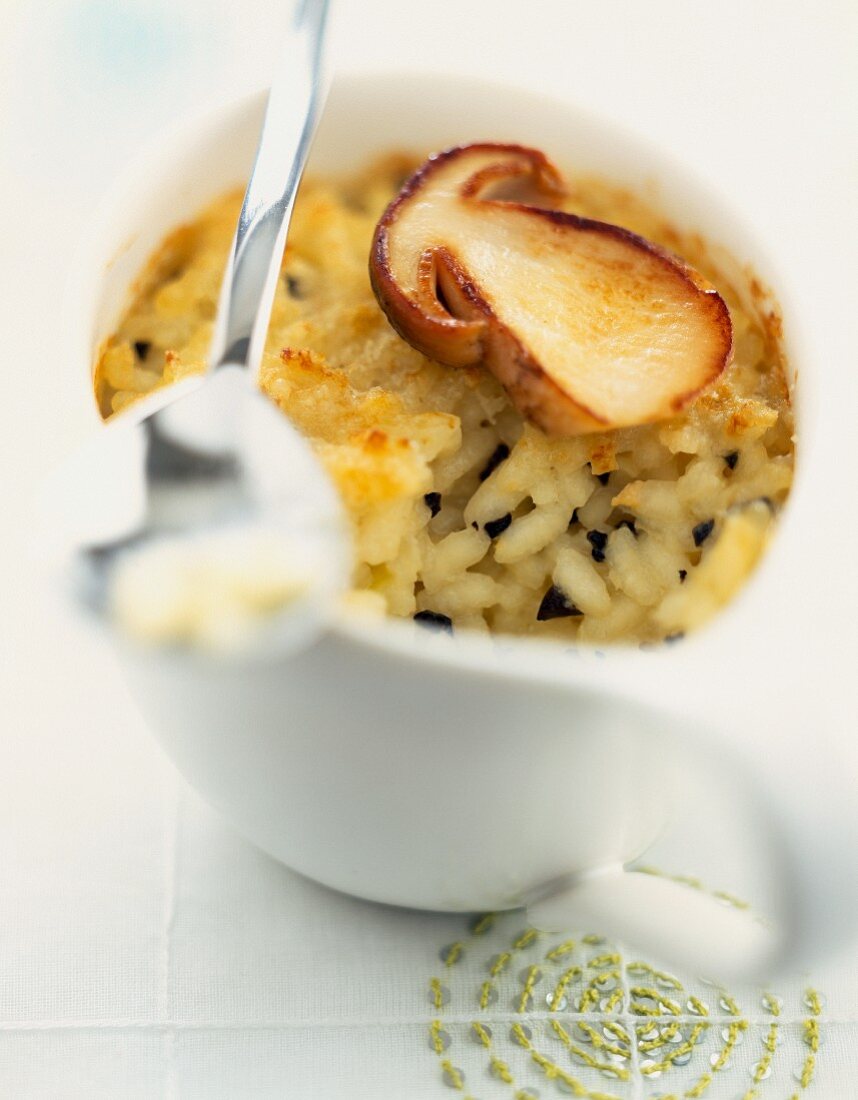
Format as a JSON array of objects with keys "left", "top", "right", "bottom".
[{"left": 94, "top": 153, "right": 794, "bottom": 645}]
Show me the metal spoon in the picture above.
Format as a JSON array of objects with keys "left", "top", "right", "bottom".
[{"left": 44, "top": 0, "right": 349, "bottom": 655}]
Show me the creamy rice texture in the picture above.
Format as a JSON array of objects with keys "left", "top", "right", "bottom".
[{"left": 95, "top": 154, "right": 794, "bottom": 644}]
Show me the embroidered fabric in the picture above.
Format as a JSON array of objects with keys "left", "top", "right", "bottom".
[{"left": 3, "top": 769, "right": 857, "bottom": 1098}]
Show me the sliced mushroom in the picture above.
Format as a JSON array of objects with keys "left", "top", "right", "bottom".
[{"left": 370, "top": 143, "right": 732, "bottom": 436}]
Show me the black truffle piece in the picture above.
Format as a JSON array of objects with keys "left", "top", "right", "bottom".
[
  {"left": 285, "top": 274, "right": 304, "bottom": 299},
  {"left": 678, "top": 569, "right": 688, "bottom": 583},
  {"left": 414, "top": 611, "right": 453, "bottom": 633},
  {"left": 484, "top": 513, "right": 512, "bottom": 539},
  {"left": 586, "top": 529, "right": 608, "bottom": 562},
  {"left": 536, "top": 585, "right": 582, "bottom": 621},
  {"left": 133, "top": 340, "right": 151, "bottom": 360},
  {"left": 424, "top": 492, "right": 442, "bottom": 518},
  {"left": 479, "top": 443, "right": 510, "bottom": 482},
  {"left": 692, "top": 519, "right": 715, "bottom": 547},
  {"left": 724, "top": 451, "right": 739, "bottom": 470}
]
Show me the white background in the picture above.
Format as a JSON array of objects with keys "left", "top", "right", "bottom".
[{"left": 0, "top": 1, "right": 856, "bottom": 1096}]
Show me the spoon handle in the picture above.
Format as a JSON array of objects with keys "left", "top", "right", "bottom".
[{"left": 209, "top": 0, "right": 330, "bottom": 375}]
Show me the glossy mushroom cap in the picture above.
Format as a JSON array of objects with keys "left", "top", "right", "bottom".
[{"left": 370, "top": 144, "right": 732, "bottom": 436}]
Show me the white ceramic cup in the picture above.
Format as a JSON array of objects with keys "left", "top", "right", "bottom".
[{"left": 69, "top": 72, "right": 858, "bottom": 980}]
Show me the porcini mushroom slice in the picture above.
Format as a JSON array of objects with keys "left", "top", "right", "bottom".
[{"left": 370, "top": 143, "right": 732, "bottom": 436}]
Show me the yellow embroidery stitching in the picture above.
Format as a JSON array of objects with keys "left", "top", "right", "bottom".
[
  {"left": 517, "top": 964, "right": 542, "bottom": 1012},
  {"left": 423, "top": 876, "right": 826, "bottom": 1097},
  {"left": 547, "top": 963, "right": 581, "bottom": 1010},
  {"left": 469, "top": 1022, "right": 492, "bottom": 1048},
  {"left": 429, "top": 1018, "right": 446, "bottom": 1054},
  {"left": 443, "top": 942, "right": 464, "bottom": 967},
  {"left": 545, "top": 938, "right": 576, "bottom": 961},
  {"left": 548, "top": 1018, "right": 630, "bottom": 1080},
  {"left": 429, "top": 977, "right": 445, "bottom": 1011}
]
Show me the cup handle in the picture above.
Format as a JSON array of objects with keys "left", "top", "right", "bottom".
[
  {"left": 527, "top": 682, "right": 858, "bottom": 981},
  {"left": 528, "top": 867, "right": 778, "bottom": 979}
]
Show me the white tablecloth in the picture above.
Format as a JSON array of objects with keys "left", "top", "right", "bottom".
[{"left": 2, "top": 2, "right": 856, "bottom": 1096}]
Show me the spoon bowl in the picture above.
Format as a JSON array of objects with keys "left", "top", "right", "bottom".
[{"left": 44, "top": 366, "right": 348, "bottom": 654}]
